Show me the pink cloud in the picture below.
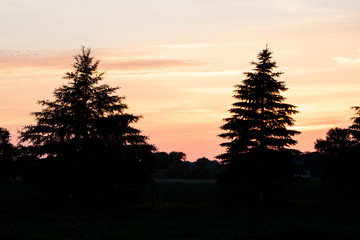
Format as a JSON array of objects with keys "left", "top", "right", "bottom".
[
  {"left": 101, "top": 59, "right": 206, "bottom": 70},
  {"left": 0, "top": 49, "right": 206, "bottom": 71}
]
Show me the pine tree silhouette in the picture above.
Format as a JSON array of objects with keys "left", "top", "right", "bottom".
[{"left": 217, "top": 47, "right": 300, "bottom": 204}]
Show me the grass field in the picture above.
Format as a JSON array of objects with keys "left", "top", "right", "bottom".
[{"left": 0, "top": 179, "right": 359, "bottom": 240}]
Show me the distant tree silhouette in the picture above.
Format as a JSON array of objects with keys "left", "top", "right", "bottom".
[
  {"left": 20, "top": 47, "right": 155, "bottom": 206},
  {"left": 169, "top": 151, "right": 187, "bottom": 162},
  {"left": 192, "top": 157, "right": 221, "bottom": 179},
  {"left": 153, "top": 152, "right": 220, "bottom": 179},
  {"left": 0, "top": 127, "right": 14, "bottom": 182},
  {"left": 315, "top": 128, "right": 354, "bottom": 180},
  {"left": 13, "top": 145, "right": 38, "bottom": 183},
  {"left": 315, "top": 112, "right": 360, "bottom": 200},
  {"left": 347, "top": 107, "right": 360, "bottom": 197},
  {"left": 349, "top": 106, "right": 360, "bottom": 142},
  {"left": 153, "top": 152, "right": 173, "bottom": 171},
  {"left": 315, "top": 128, "right": 353, "bottom": 155},
  {"left": 217, "top": 47, "right": 300, "bottom": 204},
  {"left": 153, "top": 151, "right": 188, "bottom": 178}
]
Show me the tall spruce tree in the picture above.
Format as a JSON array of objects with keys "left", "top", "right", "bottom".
[
  {"left": 217, "top": 47, "right": 300, "bottom": 204},
  {"left": 20, "top": 47, "right": 155, "bottom": 206}
]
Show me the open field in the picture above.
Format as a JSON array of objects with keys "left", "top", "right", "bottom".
[{"left": 0, "top": 179, "right": 359, "bottom": 240}]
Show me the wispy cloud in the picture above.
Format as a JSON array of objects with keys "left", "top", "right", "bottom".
[
  {"left": 163, "top": 130, "right": 220, "bottom": 137},
  {"left": 289, "top": 85, "right": 360, "bottom": 97},
  {"left": 274, "top": 0, "right": 311, "bottom": 13},
  {"left": 273, "top": 0, "right": 341, "bottom": 14},
  {"left": 183, "top": 88, "right": 233, "bottom": 94},
  {"left": 285, "top": 67, "right": 335, "bottom": 75},
  {"left": 331, "top": 57, "right": 360, "bottom": 64},
  {"left": 289, "top": 124, "right": 340, "bottom": 132},
  {"left": 277, "top": 49, "right": 299, "bottom": 54},
  {"left": 160, "top": 70, "right": 243, "bottom": 77},
  {"left": 331, "top": 48, "right": 360, "bottom": 64},
  {"left": 232, "top": 42, "right": 264, "bottom": 46},
  {"left": 289, "top": 117, "right": 351, "bottom": 132},
  {"left": 0, "top": 49, "right": 75, "bottom": 60},
  {"left": 0, "top": 49, "right": 76, "bottom": 72},
  {"left": 0, "top": 49, "right": 207, "bottom": 73},
  {"left": 102, "top": 59, "right": 206, "bottom": 70},
  {"left": 161, "top": 43, "right": 215, "bottom": 49}
]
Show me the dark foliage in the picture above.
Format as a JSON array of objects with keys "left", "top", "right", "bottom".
[
  {"left": 153, "top": 152, "right": 220, "bottom": 179},
  {"left": 191, "top": 157, "right": 221, "bottom": 179},
  {"left": 19, "top": 47, "right": 155, "bottom": 207},
  {"left": 315, "top": 112, "right": 360, "bottom": 200},
  {"left": 315, "top": 128, "right": 354, "bottom": 180},
  {"left": 0, "top": 127, "right": 15, "bottom": 182},
  {"left": 350, "top": 106, "right": 360, "bottom": 141},
  {"left": 293, "top": 152, "right": 321, "bottom": 178},
  {"left": 217, "top": 47, "right": 300, "bottom": 205}
]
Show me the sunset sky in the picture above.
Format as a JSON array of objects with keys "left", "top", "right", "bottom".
[{"left": 1, "top": 0, "right": 360, "bottom": 161}]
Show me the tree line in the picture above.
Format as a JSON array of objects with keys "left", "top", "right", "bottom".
[
  {"left": 153, "top": 152, "right": 220, "bottom": 179},
  {"left": 314, "top": 109, "right": 360, "bottom": 200},
  {"left": 1, "top": 46, "right": 359, "bottom": 207}
]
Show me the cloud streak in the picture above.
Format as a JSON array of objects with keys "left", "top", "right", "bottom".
[
  {"left": 161, "top": 43, "right": 216, "bottom": 49},
  {"left": 331, "top": 57, "right": 360, "bottom": 64},
  {"left": 331, "top": 49, "right": 360, "bottom": 64},
  {"left": 102, "top": 59, "right": 206, "bottom": 70},
  {"left": 0, "top": 49, "right": 75, "bottom": 60},
  {"left": 0, "top": 49, "right": 207, "bottom": 72},
  {"left": 159, "top": 70, "right": 244, "bottom": 77}
]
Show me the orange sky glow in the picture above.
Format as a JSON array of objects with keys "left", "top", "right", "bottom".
[{"left": 1, "top": 0, "right": 360, "bottom": 161}]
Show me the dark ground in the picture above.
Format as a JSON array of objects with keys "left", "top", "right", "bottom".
[{"left": 0, "top": 179, "right": 359, "bottom": 240}]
